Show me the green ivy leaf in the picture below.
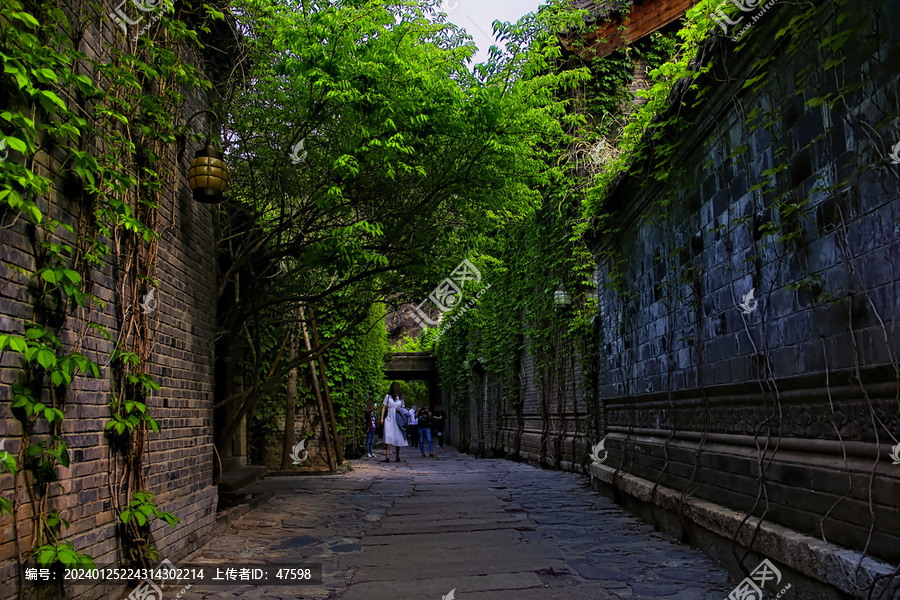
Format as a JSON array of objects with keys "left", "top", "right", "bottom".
[
  {"left": 57, "top": 442, "right": 69, "bottom": 468},
  {"left": 55, "top": 544, "right": 78, "bottom": 567},
  {"left": 10, "top": 11, "right": 39, "bottom": 28},
  {"left": 8, "top": 337, "right": 27, "bottom": 353},
  {"left": 4, "top": 136, "right": 27, "bottom": 153},
  {"left": 1, "top": 451, "right": 17, "bottom": 476},
  {"left": 37, "top": 90, "right": 66, "bottom": 112},
  {"left": 36, "top": 545, "right": 57, "bottom": 566},
  {"left": 37, "top": 348, "right": 57, "bottom": 370}
]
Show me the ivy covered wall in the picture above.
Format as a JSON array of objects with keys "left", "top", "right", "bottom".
[
  {"left": 249, "top": 303, "right": 390, "bottom": 467},
  {"left": 591, "top": 0, "right": 900, "bottom": 574},
  {"left": 0, "top": 0, "right": 232, "bottom": 596},
  {"left": 436, "top": 0, "right": 900, "bottom": 596}
]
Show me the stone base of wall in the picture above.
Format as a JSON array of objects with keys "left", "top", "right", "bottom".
[{"left": 589, "top": 462, "right": 898, "bottom": 600}]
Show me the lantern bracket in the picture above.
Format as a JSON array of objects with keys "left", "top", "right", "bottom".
[{"left": 178, "top": 109, "right": 223, "bottom": 161}]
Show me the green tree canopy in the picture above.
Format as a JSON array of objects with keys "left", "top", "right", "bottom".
[{"left": 214, "top": 0, "right": 590, "bottom": 442}]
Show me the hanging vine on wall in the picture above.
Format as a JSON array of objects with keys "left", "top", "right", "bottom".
[
  {"left": 573, "top": 0, "right": 899, "bottom": 593},
  {"left": 0, "top": 0, "right": 225, "bottom": 587},
  {"left": 430, "top": 14, "right": 680, "bottom": 466}
]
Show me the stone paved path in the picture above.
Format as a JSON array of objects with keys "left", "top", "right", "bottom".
[{"left": 177, "top": 448, "right": 735, "bottom": 600}]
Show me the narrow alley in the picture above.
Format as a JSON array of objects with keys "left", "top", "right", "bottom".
[{"left": 1, "top": 1, "right": 897, "bottom": 598}]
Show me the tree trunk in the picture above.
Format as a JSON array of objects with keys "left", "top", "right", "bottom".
[
  {"left": 280, "top": 315, "right": 299, "bottom": 470},
  {"left": 309, "top": 307, "right": 344, "bottom": 464},
  {"left": 300, "top": 306, "right": 336, "bottom": 471}
]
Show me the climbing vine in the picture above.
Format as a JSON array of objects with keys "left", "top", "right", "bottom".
[
  {"left": 0, "top": 0, "right": 225, "bottom": 588},
  {"left": 247, "top": 299, "right": 390, "bottom": 465},
  {"left": 319, "top": 302, "right": 390, "bottom": 457},
  {"left": 568, "top": 0, "right": 898, "bottom": 594},
  {"left": 432, "top": 3, "right": 678, "bottom": 465}
]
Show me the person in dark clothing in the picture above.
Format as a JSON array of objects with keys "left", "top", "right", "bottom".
[
  {"left": 431, "top": 406, "right": 446, "bottom": 448},
  {"left": 416, "top": 406, "right": 436, "bottom": 457}
]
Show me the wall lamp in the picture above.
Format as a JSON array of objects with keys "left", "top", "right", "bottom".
[
  {"left": 553, "top": 284, "right": 572, "bottom": 308},
  {"left": 184, "top": 110, "right": 228, "bottom": 204}
]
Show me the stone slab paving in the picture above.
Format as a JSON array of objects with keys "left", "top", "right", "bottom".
[{"left": 174, "top": 448, "right": 735, "bottom": 600}]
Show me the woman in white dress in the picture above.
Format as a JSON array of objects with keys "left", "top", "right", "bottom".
[{"left": 380, "top": 382, "right": 408, "bottom": 462}]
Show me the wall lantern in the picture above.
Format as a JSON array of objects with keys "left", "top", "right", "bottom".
[
  {"left": 189, "top": 140, "right": 228, "bottom": 203},
  {"left": 553, "top": 284, "right": 572, "bottom": 308},
  {"left": 184, "top": 110, "right": 228, "bottom": 203}
]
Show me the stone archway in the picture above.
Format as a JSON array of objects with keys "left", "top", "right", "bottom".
[
  {"left": 383, "top": 352, "right": 441, "bottom": 408},
  {"left": 383, "top": 351, "right": 449, "bottom": 445}
]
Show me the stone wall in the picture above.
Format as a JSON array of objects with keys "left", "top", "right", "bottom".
[
  {"left": 588, "top": 0, "right": 900, "bottom": 569},
  {"left": 0, "top": 7, "right": 222, "bottom": 598},
  {"left": 453, "top": 337, "right": 586, "bottom": 465}
]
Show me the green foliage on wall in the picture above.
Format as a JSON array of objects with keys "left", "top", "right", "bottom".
[
  {"left": 0, "top": 0, "right": 222, "bottom": 579},
  {"left": 429, "top": 2, "right": 678, "bottom": 459},
  {"left": 246, "top": 299, "right": 390, "bottom": 464}
]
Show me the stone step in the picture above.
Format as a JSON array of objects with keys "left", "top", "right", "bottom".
[{"left": 217, "top": 465, "right": 267, "bottom": 493}]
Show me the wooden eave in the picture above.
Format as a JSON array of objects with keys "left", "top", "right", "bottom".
[{"left": 561, "top": 0, "right": 699, "bottom": 60}]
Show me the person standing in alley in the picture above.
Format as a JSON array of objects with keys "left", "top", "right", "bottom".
[
  {"left": 380, "top": 382, "right": 407, "bottom": 462},
  {"left": 416, "top": 405, "right": 436, "bottom": 458},
  {"left": 364, "top": 400, "right": 377, "bottom": 458},
  {"left": 431, "top": 406, "right": 446, "bottom": 448},
  {"left": 407, "top": 403, "right": 419, "bottom": 449}
]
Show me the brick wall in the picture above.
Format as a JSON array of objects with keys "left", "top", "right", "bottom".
[
  {"left": 589, "top": 0, "right": 900, "bottom": 566},
  {"left": 455, "top": 337, "right": 586, "bottom": 468},
  {"left": 0, "top": 6, "right": 221, "bottom": 598}
]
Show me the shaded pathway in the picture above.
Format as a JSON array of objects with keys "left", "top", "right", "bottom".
[{"left": 180, "top": 449, "right": 735, "bottom": 599}]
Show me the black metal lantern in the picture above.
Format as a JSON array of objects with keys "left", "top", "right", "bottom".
[{"left": 188, "top": 139, "right": 228, "bottom": 203}]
